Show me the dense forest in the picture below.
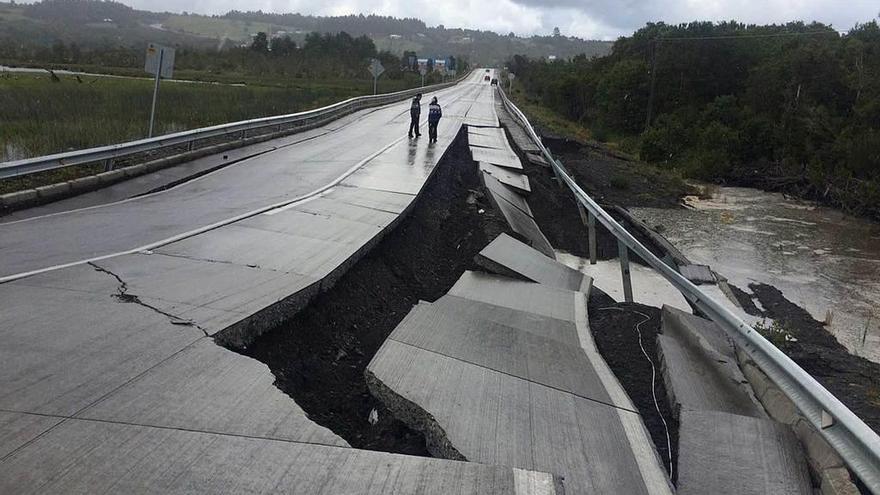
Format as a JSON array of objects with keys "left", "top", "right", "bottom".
[{"left": 509, "top": 21, "right": 880, "bottom": 219}]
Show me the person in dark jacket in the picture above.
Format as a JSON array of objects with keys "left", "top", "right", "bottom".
[
  {"left": 408, "top": 93, "right": 422, "bottom": 138},
  {"left": 427, "top": 96, "right": 442, "bottom": 143}
]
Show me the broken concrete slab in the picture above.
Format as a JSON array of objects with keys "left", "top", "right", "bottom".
[
  {"left": 155, "top": 224, "right": 366, "bottom": 280},
  {"left": 481, "top": 172, "right": 534, "bottom": 217},
  {"left": 481, "top": 192, "right": 555, "bottom": 258},
  {"left": 94, "top": 253, "right": 321, "bottom": 324},
  {"left": 78, "top": 339, "right": 347, "bottom": 447},
  {"left": 467, "top": 132, "right": 507, "bottom": 150},
  {"left": 367, "top": 338, "right": 672, "bottom": 495},
  {"left": 679, "top": 264, "right": 716, "bottom": 285},
  {"left": 470, "top": 146, "right": 522, "bottom": 170},
  {"left": 448, "top": 271, "right": 577, "bottom": 323},
  {"left": 467, "top": 126, "right": 507, "bottom": 138},
  {"left": 658, "top": 334, "right": 765, "bottom": 418},
  {"left": 316, "top": 185, "right": 416, "bottom": 216},
  {"left": 659, "top": 305, "right": 764, "bottom": 418},
  {"left": 0, "top": 279, "right": 204, "bottom": 416},
  {"left": 475, "top": 233, "right": 590, "bottom": 292},
  {"left": 677, "top": 410, "right": 812, "bottom": 495},
  {"left": 389, "top": 302, "right": 610, "bottom": 400},
  {"left": 479, "top": 162, "right": 531, "bottom": 193},
  {"left": 0, "top": 418, "right": 563, "bottom": 494},
  {"left": 342, "top": 164, "right": 429, "bottom": 196},
  {"left": 661, "top": 305, "right": 736, "bottom": 359},
  {"left": 431, "top": 295, "right": 580, "bottom": 347}
]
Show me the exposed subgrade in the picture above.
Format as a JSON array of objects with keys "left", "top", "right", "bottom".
[{"left": 221, "top": 128, "right": 513, "bottom": 455}]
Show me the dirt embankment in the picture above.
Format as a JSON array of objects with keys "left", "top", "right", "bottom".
[
  {"left": 223, "top": 129, "right": 512, "bottom": 454},
  {"left": 731, "top": 283, "right": 880, "bottom": 433}
]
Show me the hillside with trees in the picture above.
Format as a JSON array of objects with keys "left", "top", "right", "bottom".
[
  {"left": 509, "top": 21, "right": 880, "bottom": 219},
  {"left": 0, "top": 0, "right": 611, "bottom": 70}
]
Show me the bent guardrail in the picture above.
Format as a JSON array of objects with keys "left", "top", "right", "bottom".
[
  {"left": 0, "top": 73, "right": 470, "bottom": 180},
  {"left": 497, "top": 85, "right": 880, "bottom": 493}
]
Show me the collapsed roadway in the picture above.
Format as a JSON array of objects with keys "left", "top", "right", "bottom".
[{"left": 0, "top": 69, "right": 873, "bottom": 494}]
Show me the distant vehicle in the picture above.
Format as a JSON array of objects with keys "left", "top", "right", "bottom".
[
  {"left": 490, "top": 78, "right": 498, "bottom": 85},
  {"left": 484, "top": 75, "right": 491, "bottom": 81},
  {"left": 485, "top": 69, "right": 490, "bottom": 72}
]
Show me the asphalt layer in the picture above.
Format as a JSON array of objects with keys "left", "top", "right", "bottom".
[{"left": 226, "top": 130, "right": 512, "bottom": 455}]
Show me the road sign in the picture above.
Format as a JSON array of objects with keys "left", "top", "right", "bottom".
[
  {"left": 368, "top": 58, "right": 385, "bottom": 95},
  {"left": 145, "top": 43, "right": 175, "bottom": 79},
  {"left": 368, "top": 58, "right": 385, "bottom": 79},
  {"left": 145, "top": 43, "right": 175, "bottom": 138},
  {"left": 508, "top": 72, "right": 515, "bottom": 80},
  {"left": 419, "top": 67, "right": 427, "bottom": 87}
]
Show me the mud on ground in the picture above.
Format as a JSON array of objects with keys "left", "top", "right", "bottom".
[
  {"left": 517, "top": 137, "right": 671, "bottom": 266},
  {"left": 588, "top": 287, "right": 679, "bottom": 482},
  {"left": 223, "top": 129, "right": 511, "bottom": 455},
  {"left": 732, "top": 283, "right": 880, "bottom": 433}
]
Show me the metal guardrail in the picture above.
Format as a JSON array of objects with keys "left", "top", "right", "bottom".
[
  {"left": 497, "top": 86, "right": 880, "bottom": 492},
  {"left": 0, "top": 73, "right": 470, "bottom": 180}
]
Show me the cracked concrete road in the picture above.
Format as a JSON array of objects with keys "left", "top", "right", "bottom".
[
  {"left": 0, "top": 72, "right": 551, "bottom": 494},
  {"left": 0, "top": 72, "right": 496, "bottom": 281}
]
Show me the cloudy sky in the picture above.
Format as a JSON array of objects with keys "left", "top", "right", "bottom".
[{"left": 126, "top": 0, "right": 877, "bottom": 40}]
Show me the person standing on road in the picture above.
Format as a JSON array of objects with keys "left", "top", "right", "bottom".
[
  {"left": 428, "top": 96, "right": 442, "bottom": 143},
  {"left": 408, "top": 93, "right": 422, "bottom": 138}
]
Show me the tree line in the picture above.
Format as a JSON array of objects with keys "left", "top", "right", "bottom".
[
  {"left": 0, "top": 26, "right": 464, "bottom": 83},
  {"left": 509, "top": 21, "right": 880, "bottom": 218}
]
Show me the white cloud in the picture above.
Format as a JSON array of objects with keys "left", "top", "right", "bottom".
[{"left": 125, "top": 0, "right": 878, "bottom": 39}]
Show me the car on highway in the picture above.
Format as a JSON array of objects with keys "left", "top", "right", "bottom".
[
  {"left": 484, "top": 75, "right": 490, "bottom": 81},
  {"left": 490, "top": 78, "right": 498, "bottom": 85}
]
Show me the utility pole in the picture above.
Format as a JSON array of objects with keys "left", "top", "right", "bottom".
[{"left": 644, "top": 39, "right": 659, "bottom": 132}]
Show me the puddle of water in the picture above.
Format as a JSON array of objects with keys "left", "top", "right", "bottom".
[{"left": 633, "top": 186, "right": 880, "bottom": 363}]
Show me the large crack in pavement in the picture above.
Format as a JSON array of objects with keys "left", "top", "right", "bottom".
[{"left": 87, "top": 261, "right": 209, "bottom": 336}]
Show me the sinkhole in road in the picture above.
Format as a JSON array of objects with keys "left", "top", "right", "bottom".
[{"left": 221, "top": 128, "right": 513, "bottom": 455}]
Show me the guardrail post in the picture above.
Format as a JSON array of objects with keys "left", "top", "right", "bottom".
[
  {"left": 618, "top": 240, "right": 634, "bottom": 303},
  {"left": 103, "top": 159, "right": 114, "bottom": 172},
  {"left": 576, "top": 203, "right": 598, "bottom": 265},
  {"left": 548, "top": 150, "right": 564, "bottom": 190},
  {"left": 588, "top": 212, "right": 598, "bottom": 265}
]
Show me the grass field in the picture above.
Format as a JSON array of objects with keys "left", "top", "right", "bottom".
[{"left": 0, "top": 72, "right": 421, "bottom": 162}]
